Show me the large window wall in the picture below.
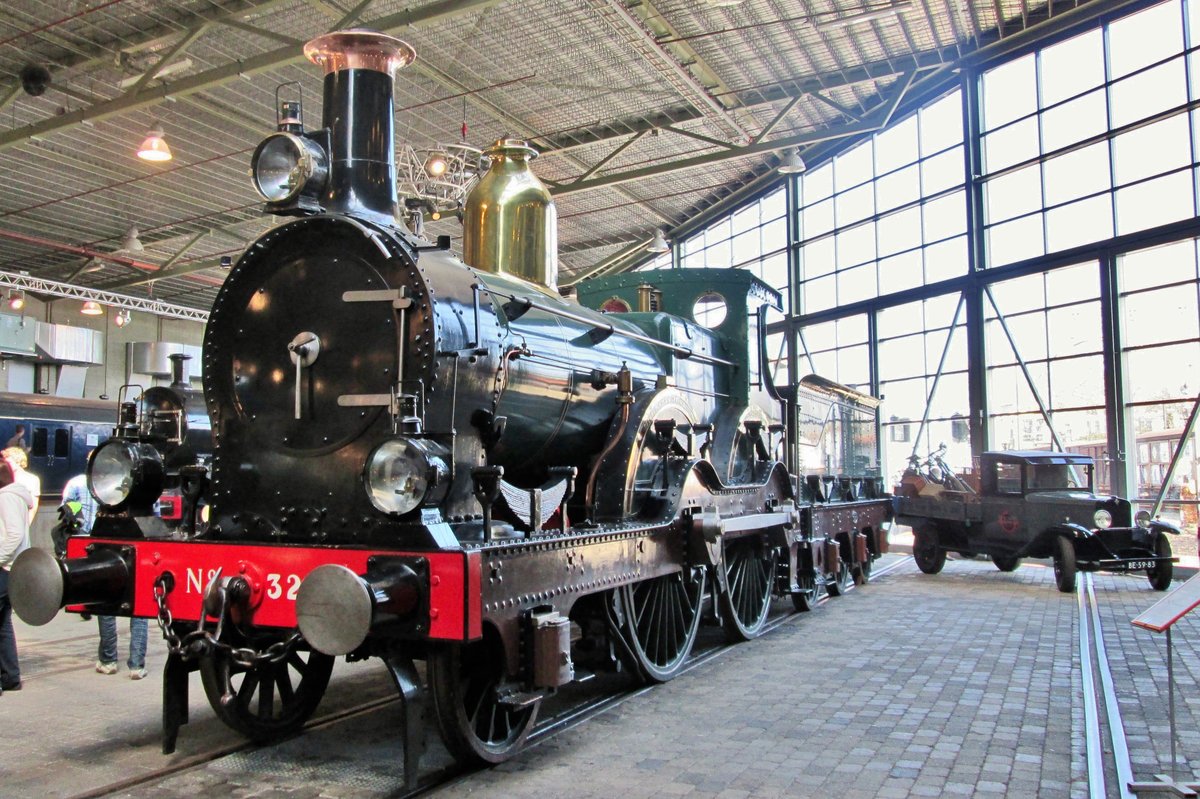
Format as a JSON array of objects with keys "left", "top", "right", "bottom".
[{"left": 637, "top": 0, "right": 1200, "bottom": 508}]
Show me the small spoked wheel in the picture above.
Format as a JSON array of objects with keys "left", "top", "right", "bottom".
[
  {"left": 719, "top": 535, "right": 776, "bottom": 641},
  {"left": 855, "top": 551, "right": 873, "bottom": 585},
  {"left": 1149, "top": 535, "right": 1174, "bottom": 591},
  {"left": 791, "top": 572, "right": 823, "bottom": 612},
  {"left": 913, "top": 528, "right": 946, "bottom": 575},
  {"left": 1053, "top": 535, "right": 1077, "bottom": 593},
  {"left": 827, "top": 557, "right": 852, "bottom": 597},
  {"left": 428, "top": 639, "right": 538, "bottom": 766},
  {"left": 992, "top": 554, "right": 1022, "bottom": 572},
  {"left": 198, "top": 643, "right": 334, "bottom": 742},
  {"left": 612, "top": 569, "right": 706, "bottom": 682}
]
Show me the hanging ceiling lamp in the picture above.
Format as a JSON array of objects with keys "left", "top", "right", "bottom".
[
  {"left": 647, "top": 228, "right": 671, "bottom": 253},
  {"left": 6, "top": 289, "right": 24, "bottom": 311},
  {"left": 113, "top": 309, "right": 132, "bottom": 327},
  {"left": 117, "top": 224, "right": 144, "bottom": 253},
  {"left": 80, "top": 300, "right": 104, "bottom": 316},
  {"left": 777, "top": 148, "right": 807, "bottom": 174},
  {"left": 137, "top": 125, "right": 172, "bottom": 162}
]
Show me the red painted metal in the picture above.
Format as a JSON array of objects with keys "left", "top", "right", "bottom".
[{"left": 64, "top": 537, "right": 480, "bottom": 641}]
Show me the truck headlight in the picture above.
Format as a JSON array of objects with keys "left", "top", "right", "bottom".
[
  {"left": 364, "top": 438, "right": 449, "bottom": 515},
  {"left": 1093, "top": 508, "right": 1113, "bottom": 529},
  {"left": 88, "top": 441, "right": 164, "bottom": 509},
  {"left": 1136, "top": 510, "right": 1151, "bottom": 529}
]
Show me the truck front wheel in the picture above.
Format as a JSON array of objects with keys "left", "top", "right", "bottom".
[
  {"left": 1053, "top": 536, "right": 1077, "bottom": 593},
  {"left": 913, "top": 528, "right": 946, "bottom": 575}
]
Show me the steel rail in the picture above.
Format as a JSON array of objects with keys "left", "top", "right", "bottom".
[
  {"left": 1078, "top": 573, "right": 1108, "bottom": 799},
  {"left": 1082, "top": 573, "right": 1137, "bottom": 799}
]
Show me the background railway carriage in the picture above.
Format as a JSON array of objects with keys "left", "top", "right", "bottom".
[{"left": 9, "top": 29, "right": 890, "bottom": 774}]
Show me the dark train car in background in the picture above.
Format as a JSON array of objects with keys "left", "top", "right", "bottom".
[{"left": 0, "top": 392, "right": 115, "bottom": 499}]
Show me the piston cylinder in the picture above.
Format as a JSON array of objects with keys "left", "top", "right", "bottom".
[{"left": 462, "top": 138, "right": 558, "bottom": 289}]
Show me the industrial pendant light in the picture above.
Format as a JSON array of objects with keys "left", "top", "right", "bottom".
[
  {"left": 647, "top": 228, "right": 670, "bottom": 253},
  {"left": 80, "top": 300, "right": 103, "bottom": 316},
  {"left": 137, "top": 125, "right": 172, "bottom": 162},
  {"left": 778, "top": 148, "right": 807, "bottom": 174}
]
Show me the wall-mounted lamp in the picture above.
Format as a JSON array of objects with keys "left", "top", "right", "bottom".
[
  {"left": 113, "top": 309, "right": 132, "bottom": 328},
  {"left": 6, "top": 289, "right": 24, "bottom": 311},
  {"left": 137, "top": 125, "right": 172, "bottom": 162},
  {"left": 777, "top": 148, "right": 807, "bottom": 174},
  {"left": 647, "top": 228, "right": 671, "bottom": 254},
  {"left": 80, "top": 300, "right": 104, "bottom": 316}
]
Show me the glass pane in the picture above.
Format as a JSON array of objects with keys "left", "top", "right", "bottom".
[
  {"left": 761, "top": 217, "right": 786, "bottom": 253},
  {"left": 802, "top": 319, "right": 838, "bottom": 351},
  {"left": 1109, "top": 60, "right": 1187, "bottom": 129},
  {"left": 878, "top": 250, "right": 923, "bottom": 295},
  {"left": 987, "top": 214, "right": 1045, "bottom": 267},
  {"left": 834, "top": 141, "right": 874, "bottom": 190},
  {"left": 1115, "top": 170, "right": 1194, "bottom": 235},
  {"left": 985, "top": 164, "right": 1042, "bottom": 224},
  {"left": 802, "top": 197, "right": 835, "bottom": 238},
  {"left": 801, "top": 274, "right": 836, "bottom": 314},
  {"left": 1045, "top": 196, "right": 1113, "bottom": 252},
  {"left": 924, "top": 236, "right": 968, "bottom": 283},
  {"left": 982, "top": 53, "right": 1037, "bottom": 130},
  {"left": 986, "top": 311, "right": 1049, "bottom": 363},
  {"left": 801, "top": 236, "right": 835, "bottom": 278},
  {"left": 879, "top": 334, "right": 927, "bottom": 378},
  {"left": 758, "top": 251, "right": 789, "bottom": 292},
  {"left": 1044, "top": 261, "right": 1099, "bottom": 303},
  {"left": 836, "top": 221, "right": 877, "bottom": 268},
  {"left": 877, "top": 206, "right": 922, "bottom": 257},
  {"left": 1041, "top": 89, "right": 1107, "bottom": 152},
  {"left": 923, "top": 191, "right": 966, "bottom": 242},
  {"left": 920, "top": 89, "right": 964, "bottom": 156},
  {"left": 1123, "top": 284, "right": 1200, "bottom": 347},
  {"left": 1126, "top": 342, "right": 1200, "bottom": 402},
  {"left": 875, "top": 115, "right": 920, "bottom": 174},
  {"left": 1118, "top": 239, "right": 1197, "bottom": 291},
  {"left": 921, "top": 146, "right": 964, "bottom": 195},
  {"left": 875, "top": 164, "right": 920, "bottom": 213},
  {"left": 1047, "top": 302, "right": 1101, "bottom": 357},
  {"left": 732, "top": 229, "right": 761, "bottom": 265},
  {"left": 835, "top": 183, "right": 875, "bottom": 225},
  {"left": 838, "top": 263, "right": 878, "bottom": 305},
  {"left": 761, "top": 187, "right": 786, "bottom": 220},
  {"left": 731, "top": 204, "right": 759, "bottom": 235},
  {"left": 983, "top": 117, "right": 1039, "bottom": 173},
  {"left": 1039, "top": 29, "right": 1105, "bottom": 107},
  {"left": 705, "top": 239, "right": 732, "bottom": 269},
  {"left": 1108, "top": 0, "right": 1183, "bottom": 80},
  {"left": 1043, "top": 142, "right": 1111, "bottom": 206},
  {"left": 989, "top": 271, "right": 1046, "bottom": 314},
  {"left": 1112, "top": 113, "right": 1191, "bottom": 185},
  {"left": 803, "top": 163, "right": 834, "bottom": 204}
]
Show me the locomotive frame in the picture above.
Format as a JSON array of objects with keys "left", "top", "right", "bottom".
[{"left": 10, "top": 29, "right": 893, "bottom": 777}]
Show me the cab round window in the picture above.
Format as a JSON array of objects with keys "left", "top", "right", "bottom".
[{"left": 692, "top": 291, "right": 727, "bottom": 328}]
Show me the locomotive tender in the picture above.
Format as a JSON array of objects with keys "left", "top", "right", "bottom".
[{"left": 10, "top": 30, "right": 891, "bottom": 771}]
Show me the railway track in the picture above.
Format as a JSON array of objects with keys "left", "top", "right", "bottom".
[{"left": 1078, "top": 572, "right": 1136, "bottom": 799}]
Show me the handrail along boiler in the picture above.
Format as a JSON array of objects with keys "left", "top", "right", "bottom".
[{"left": 9, "top": 29, "right": 891, "bottom": 770}]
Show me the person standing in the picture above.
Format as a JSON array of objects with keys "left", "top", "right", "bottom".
[
  {"left": 2, "top": 447, "right": 39, "bottom": 522},
  {"left": 0, "top": 461, "right": 35, "bottom": 696},
  {"left": 4, "top": 424, "right": 28, "bottom": 453},
  {"left": 62, "top": 472, "right": 149, "bottom": 680}
]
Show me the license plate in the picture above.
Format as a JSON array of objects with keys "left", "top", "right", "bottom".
[{"left": 1123, "top": 560, "right": 1156, "bottom": 570}]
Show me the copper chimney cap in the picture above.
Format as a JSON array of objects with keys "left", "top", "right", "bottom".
[{"left": 303, "top": 29, "right": 415, "bottom": 76}]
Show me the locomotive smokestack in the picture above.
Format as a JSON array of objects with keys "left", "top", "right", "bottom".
[
  {"left": 168, "top": 352, "right": 191, "bottom": 389},
  {"left": 303, "top": 30, "right": 415, "bottom": 221},
  {"left": 463, "top": 138, "right": 559, "bottom": 289}
]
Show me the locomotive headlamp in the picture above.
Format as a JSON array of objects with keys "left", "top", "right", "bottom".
[
  {"left": 1136, "top": 510, "right": 1152, "bottom": 528},
  {"left": 364, "top": 438, "right": 450, "bottom": 515},
  {"left": 251, "top": 132, "right": 329, "bottom": 203},
  {"left": 1093, "top": 508, "right": 1113, "bottom": 529},
  {"left": 88, "top": 440, "right": 165, "bottom": 510}
]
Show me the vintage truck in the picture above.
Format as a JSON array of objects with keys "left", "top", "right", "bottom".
[{"left": 893, "top": 449, "right": 1178, "bottom": 592}]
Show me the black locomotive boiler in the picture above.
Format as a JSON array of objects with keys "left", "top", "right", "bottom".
[{"left": 10, "top": 29, "right": 891, "bottom": 773}]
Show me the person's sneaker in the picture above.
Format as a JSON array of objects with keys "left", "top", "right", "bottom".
[
  {"left": 1, "top": 681, "right": 21, "bottom": 691},
  {"left": 95, "top": 661, "right": 118, "bottom": 675},
  {"left": 129, "top": 668, "right": 147, "bottom": 681}
]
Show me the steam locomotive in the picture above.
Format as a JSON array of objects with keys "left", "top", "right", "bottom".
[{"left": 9, "top": 30, "right": 891, "bottom": 774}]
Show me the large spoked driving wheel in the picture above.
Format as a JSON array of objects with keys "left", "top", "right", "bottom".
[
  {"left": 612, "top": 569, "right": 706, "bottom": 682},
  {"left": 428, "top": 639, "right": 538, "bottom": 766},
  {"left": 719, "top": 536, "right": 776, "bottom": 641},
  {"left": 1149, "top": 534, "right": 1174, "bottom": 591},
  {"left": 198, "top": 644, "right": 334, "bottom": 742}
]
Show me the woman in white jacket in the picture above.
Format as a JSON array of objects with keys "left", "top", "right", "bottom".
[{"left": 0, "top": 460, "right": 36, "bottom": 695}]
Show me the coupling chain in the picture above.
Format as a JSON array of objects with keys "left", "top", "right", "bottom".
[{"left": 152, "top": 573, "right": 301, "bottom": 668}]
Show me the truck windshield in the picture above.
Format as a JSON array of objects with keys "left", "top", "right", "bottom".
[{"left": 1024, "top": 462, "right": 1089, "bottom": 491}]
